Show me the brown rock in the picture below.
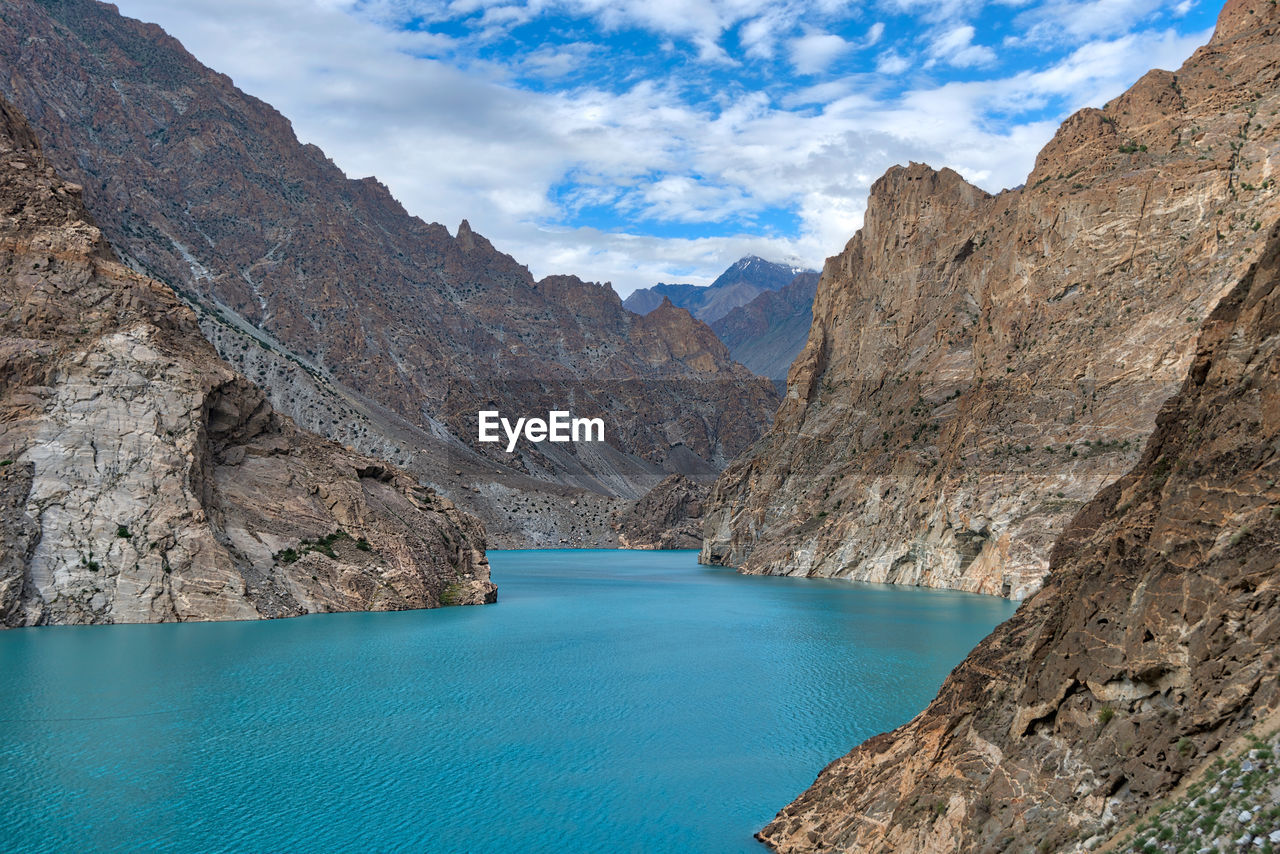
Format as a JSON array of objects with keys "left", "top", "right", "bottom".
[
  {"left": 611, "top": 474, "right": 709, "bottom": 550},
  {"left": 756, "top": 214, "right": 1280, "bottom": 854},
  {"left": 702, "top": 0, "right": 1280, "bottom": 600},
  {"left": 0, "top": 95, "right": 493, "bottom": 627}
]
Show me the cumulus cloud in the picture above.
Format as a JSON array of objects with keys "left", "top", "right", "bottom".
[
  {"left": 789, "top": 31, "right": 853, "bottom": 75},
  {"left": 927, "top": 24, "right": 997, "bottom": 67},
  {"left": 110, "top": 0, "right": 1213, "bottom": 295},
  {"left": 875, "top": 50, "right": 912, "bottom": 74}
]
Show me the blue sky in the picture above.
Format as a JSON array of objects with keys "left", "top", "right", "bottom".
[{"left": 114, "top": 0, "right": 1218, "bottom": 295}]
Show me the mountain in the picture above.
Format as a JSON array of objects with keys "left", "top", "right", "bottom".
[
  {"left": 623, "top": 256, "right": 814, "bottom": 324},
  {"left": 710, "top": 271, "right": 820, "bottom": 383},
  {"left": 757, "top": 214, "right": 1280, "bottom": 854},
  {"left": 0, "top": 0, "right": 778, "bottom": 544},
  {"left": 0, "top": 94, "right": 494, "bottom": 626},
  {"left": 610, "top": 474, "right": 708, "bottom": 549},
  {"left": 701, "top": 0, "right": 1280, "bottom": 600}
]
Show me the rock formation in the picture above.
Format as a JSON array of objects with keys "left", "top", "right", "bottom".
[
  {"left": 703, "top": 0, "right": 1280, "bottom": 599},
  {"left": 610, "top": 474, "right": 709, "bottom": 549},
  {"left": 0, "top": 0, "right": 777, "bottom": 536},
  {"left": 711, "top": 271, "right": 820, "bottom": 383},
  {"left": 0, "top": 94, "right": 494, "bottom": 626},
  {"left": 623, "top": 256, "right": 815, "bottom": 323},
  {"left": 757, "top": 216, "right": 1280, "bottom": 853}
]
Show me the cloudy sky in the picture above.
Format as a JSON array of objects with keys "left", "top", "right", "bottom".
[{"left": 114, "top": 0, "right": 1217, "bottom": 295}]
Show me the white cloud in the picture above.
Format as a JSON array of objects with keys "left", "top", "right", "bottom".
[
  {"left": 1011, "top": 0, "right": 1168, "bottom": 44},
  {"left": 875, "top": 50, "right": 911, "bottom": 74},
  {"left": 108, "top": 0, "right": 1213, "bottom": 295},
  {"left": 928, "top": 24, "right": 997, "bottom": 67},
  {"left": 789, "top": 31, "right": 853, "bottom": 75}
]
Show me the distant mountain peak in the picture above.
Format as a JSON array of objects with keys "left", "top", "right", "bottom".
[{"left": 624, "top": 256, "right": 817, "bottom": 324}]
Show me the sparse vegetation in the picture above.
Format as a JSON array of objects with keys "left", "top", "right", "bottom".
[
  {"left": 1117, "top": 730, "right": 1280, "bottom": 853},
  {"left": 273, "top": 530, "right": 358, "bottom": 565},
  {"left": 439, "top": 582, "right": 467, "bottom": 606}
]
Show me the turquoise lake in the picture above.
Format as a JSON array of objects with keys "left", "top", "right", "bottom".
[{"left": 0, "top": 549, "right": 1017, "bottom": 853}]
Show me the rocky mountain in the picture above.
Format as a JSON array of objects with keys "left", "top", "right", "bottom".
[
  {"left": 623, "top": 256, "right": 814, "bottom": 324},
  {"left": 0, "top": 0, "right": 778, "bottom": 542},
  {"left": 0, "top": 95, "right": 494, "bottom": 626},
  {"left": 610, "top": 474, "right": 708, "bottom": 549},
  {"left": 757, "top": 215, "right": 1280, "bottom": 853},
  {"left": 702, "top": 0, "right": 1280, "bottom": 600},
  {"left": 710, "top": 271, "right": 820, "bottom": 383}
]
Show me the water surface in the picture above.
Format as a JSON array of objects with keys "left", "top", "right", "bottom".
[{"left": 0, "top": 549, "right": 1016, "bottom": 853}]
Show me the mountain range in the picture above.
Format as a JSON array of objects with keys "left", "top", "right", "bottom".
[
  {"left": 1, "top": 0, "right": 1278, "bottom": 848},
  {"left": 622, "top": 256, "right": 815, "bottom": 323},
  {"left": 0, "top": 0, "right": 778, "bottom": 546}
]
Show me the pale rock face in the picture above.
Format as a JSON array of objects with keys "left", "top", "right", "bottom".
[
  {"left": 702, "top": 0, "right": 1280, "bottom": 599},
  {"left": 0, "top": 96, "right": 494, "bottom": 627}
]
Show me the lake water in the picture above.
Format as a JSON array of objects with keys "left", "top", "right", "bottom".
[{"left": 0, "top": 549, "right": 1016, "bottom": 853}]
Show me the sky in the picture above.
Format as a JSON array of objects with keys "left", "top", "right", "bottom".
[{"left": 113, "top": 0, "right": 1219, "bottom": 296}]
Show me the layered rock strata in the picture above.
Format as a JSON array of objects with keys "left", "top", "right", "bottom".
[
  {"left": 703, "top": 0, "right": 1280, "bottom": 599},
  {"left": 758, "top": 216, "right": 1280, "bottom": 853},
  {"left": 0, "top": 95, "right": 493, "bottom": 627}
]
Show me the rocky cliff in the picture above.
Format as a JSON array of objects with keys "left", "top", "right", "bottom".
[
  {"left": 610, "top": 474, "right": 709, "bottom": 549},
  {"left": 0, "top": 0, "right": 777, "bottom": 531},
  {"left": 711, "top": 271, "right": 820, "bottom": 383},
  {"left": 702, "top": 0, "right": 1280, "bottom": 599},
  {"left": 757, "top": 216, "right": 1280, "bottom": 853},
  {"left": 0, "top": 95, "right": 494, "bottom": 626}
]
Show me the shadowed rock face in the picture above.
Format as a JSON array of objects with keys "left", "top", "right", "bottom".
[
  {"left": 702, "top": 0, "right": 1280, "bottom": 600},
  {"left": 0, "top": 95, "right": 494, "bottom": 627},
  {"left": 610, "top": 474, "right": 709, "bottom": 550},
  {"left": 757, "top": 216, "right": 1280, "bottom": 853},
  {"left": 0, "top": 0, "right": 777, "bottom": 508},
  {"left": 711, "top": 271, "right": 820, "bottom": 383}
]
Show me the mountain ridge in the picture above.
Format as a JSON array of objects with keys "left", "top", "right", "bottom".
[
  {"left": 623, "top": 255, "right": 815, "bottom": 323},
  {"left": 0, "top": 0, "right": 778, "bottom": 546},
  {"left": 701, "top": 0, "right": 1280, "bottom": 600}
]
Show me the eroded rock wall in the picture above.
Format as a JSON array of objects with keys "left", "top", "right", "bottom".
[
  {"left": 702, "top": 0, "right": 1280, "bottom": 599},
  {"left": 757, "top": 213, "right": 1280, "bottom": 854},
  {"left": 0, "top": 96, "right": 493, "bottom": 626}
]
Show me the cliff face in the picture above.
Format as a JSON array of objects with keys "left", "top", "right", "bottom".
[
  {"left": 0, "top": 95, "right": 494, "bottom": 627},
  {"left": 0, "top": 0, "right": 777, "bottom": 513},
  {"left": 757, "top": 217, "right": 1280, "bottom": 853},
  {"left": 711, "top": 271, "right": 820, "bottom": 382},
  {"left": 610, "top": 474, "right": 708, "bottom": 550},
  {"left": 702, "top": 0, "right": 1280, "bottom": 599}
]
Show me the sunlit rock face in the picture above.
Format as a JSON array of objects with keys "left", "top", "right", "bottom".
[
  {"left": 759, "top": 216, "right": 1280, "bottom": 853},
  {"left": 0, "top": 95, "right": 494, "bottom": 627},
  {"left": 702, "top": 0, "right": 1280, "bottom": 601}
]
